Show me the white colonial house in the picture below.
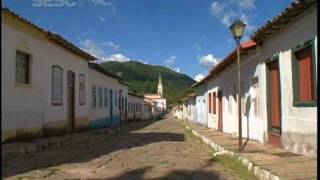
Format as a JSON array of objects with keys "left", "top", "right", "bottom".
[
  {"left": 88, "top": 62, "right": 128, "bottom": 129},
  {"left": 127, "top": 92, "right": 145, "bottom": 121},
  {"left": 189, "top": 0, "right": 317, "bottom": 156},
  {"left": 1, "top": 8, "right": 96, "bottom": 142}
]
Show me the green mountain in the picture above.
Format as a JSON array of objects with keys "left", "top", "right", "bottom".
[{"left": 100, "top": 61, "right": 195, "bottom": 106}]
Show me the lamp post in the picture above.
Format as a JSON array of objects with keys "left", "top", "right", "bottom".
[{"left": 229, "top": 19, "right": 246, "bottom": 151}]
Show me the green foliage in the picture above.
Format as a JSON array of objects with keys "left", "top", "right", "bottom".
[{"left": 100, "top": 61, "right": 196, "bottom": 105}]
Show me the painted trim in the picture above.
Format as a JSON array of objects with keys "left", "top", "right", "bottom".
[
  {"left": 291, "top": 38, "right": 317, "bottom": 107},
  {"left": 90, "top": 115, "right": 121, "bottom": 129},
  {"left": 15, "top": 50, "right": 32, "bottom": 85},
  {"left": 266, "top": 57, "right": 282, "bottom": 136}
]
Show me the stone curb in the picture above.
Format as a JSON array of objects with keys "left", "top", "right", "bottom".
[{"left": 181, "top": 121, "right": 280, "bottom": 180}]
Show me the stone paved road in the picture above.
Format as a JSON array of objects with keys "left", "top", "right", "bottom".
[{"left": 2, "top": 115, "right": 237, "bottom": 180}]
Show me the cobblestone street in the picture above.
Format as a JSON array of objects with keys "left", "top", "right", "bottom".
[{"left": 2, "top": 115, "right": 238, "bottom": 180}]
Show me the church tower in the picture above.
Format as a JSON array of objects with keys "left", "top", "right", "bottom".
[{"left": 157, "top": 73, "right": 163, "bottom": 97}]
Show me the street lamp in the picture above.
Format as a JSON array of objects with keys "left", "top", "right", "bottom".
[{"left": 229, "top": 19, "right": 246, "bottom": 151}]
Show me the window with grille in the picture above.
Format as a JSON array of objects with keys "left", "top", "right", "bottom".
[
  {"left": 52, "top": 65, "right": 63, "bottom": 105},
  {"left": 16, "top": 51, "right": 31, "bottom": 84},
  {"left": 251, "top": 77, "right": 259, "bottom": 117},
  {"left": 92, "top": 85, "right": 97, "bottom": 108},
  {"left": 79, "top": 74, "right": 85, "bottom": 105},
  {"left": 292, "top": 39, "right": 317, "bottom": 107}
]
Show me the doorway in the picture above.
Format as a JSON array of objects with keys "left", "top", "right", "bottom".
[
  {"left": 218, "top": 91, "right": 223, "bottom": 132},
  {"left": 267, "top": 59, "right": 282, "bottom": 147},
  {"left": 67, "top": 71, "right": 75, "bottom": 132}
]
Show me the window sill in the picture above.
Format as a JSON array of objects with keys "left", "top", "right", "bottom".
[
  {"left": 15, "top": 83, "right": 32, "bottom": 88},
  {"left": 293, "top": 101, "right": 317, "bottom": 107}
]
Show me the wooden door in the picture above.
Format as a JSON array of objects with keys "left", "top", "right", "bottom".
[
  {"left": 67, "top": 71, "right": 75, "bottom": 132},
  {"left": 267, "top": 60, "right": 282, "bottom": 147},
  {"left": 218, "top": 91, "right": 223, "bottom": 132}
]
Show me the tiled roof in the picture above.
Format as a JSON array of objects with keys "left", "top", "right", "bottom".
[
  {"left": 2, "top": 8, "right": 97, "bottom": 61},
  {"left": 252, "top": 0, "right": 316, "bottom": 43},
  {"left": 188, "top": 92, "right": 197, "bottom": 97},
  {"left": 128, "top": 91, "right": 144, "bottom": 98}
]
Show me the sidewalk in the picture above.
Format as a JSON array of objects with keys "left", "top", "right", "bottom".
[{"left": 179, "top": 119, "right": 317, "bottom": 180}]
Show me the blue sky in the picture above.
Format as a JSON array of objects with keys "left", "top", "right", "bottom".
[{"left": 3, "top": 0, "right": 293, "bottom": 81}]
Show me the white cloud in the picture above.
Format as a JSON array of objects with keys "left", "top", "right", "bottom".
[
  {"left": 193, "top": 43, "right": 203, "bottom": 51},
  {"left": 239, "top": 0, "right": 255, "bottom": 10},
  {"left": 80, "top": 38, "right": 131, "bottom": 63},
  {"left": 199, "top": 54, "right": 220, "bottom": 68},
  {"left": 80, "top": 38, "right": 109, "bottom": 62},
  {"left": 107, "top": 54, "right": 130, "bottom": 62},
  {"left": 138, "top": 60, "right": 148, "bottom": 64},
  {"left": 102, "top": 41, "right": 120, "bottom": 51},
  {"left": 164, "top": 56, "right": 181, "bottom": 73},
  {"left": 210, "top": 2, "right": 224, "bottom": 15},
  {"left": 221, "top": 10, "right": 238, "bottom": 27},
  {"left": 164, "top": 56, "right": 176, "bottom": 66},
  {"left": 210, "top": 0, "right": 257, "bottom": 37},
  {"left": 174, "top": 68, "right": 180, "bottom": 73},
  {"left": 98, "top": 16, "right": 106, "bottom": 23},
  {"left": 194, "top": 73, "right": 205, "bottom": 82}
]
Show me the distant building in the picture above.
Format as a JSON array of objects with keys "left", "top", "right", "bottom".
[{"left": 144, "top": 73, "right": 167, "bottom": 111}]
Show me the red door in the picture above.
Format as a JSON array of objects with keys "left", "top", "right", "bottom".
[
  {"left": 268, "top": 60, "right": 282, "bottom": 147},
  {"left": 218, "top": 91, "right": 223, "bottom": 132}
]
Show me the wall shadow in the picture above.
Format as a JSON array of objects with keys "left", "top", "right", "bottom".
[
  {"left": 2, "top": 115, "right": 184, "bottom": 178},
  {"left": 242, "top": 95, "right": 251, "bottom": 150},
  {"left": 104, "top": 166, "right": 222, "bottom": 180}
]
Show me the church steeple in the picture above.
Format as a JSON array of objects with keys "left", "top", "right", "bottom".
[{"left": 157, "top": 73, "right": 163, "bottom": 97}]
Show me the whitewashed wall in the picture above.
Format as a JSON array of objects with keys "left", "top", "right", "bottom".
[
  {"left": 1, "top": 18, "right": 46, "bottom": 141},
  {"left": 256, "top": 6, "right": 317, "bottom": 156},
  {"left": 127, "top": 94, "right": 144, "bottom": 121},
  {"left": 88, "top": 68, "right": 128, "bottom": 128},
  {"left": 1, "top": 14, "right": 92, "bottom": 141},
  {"left": 203, "top": 5, "right": 317, "bottom": 156},
  {"left": 195, "top": 83, "right": 208, "bottom": 127}
]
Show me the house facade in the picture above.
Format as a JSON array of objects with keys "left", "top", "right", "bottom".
[
  {"left": 189, "top": 0, "right": 317, "bottom": 156},
  {"left": 88, "top": 62, "right": 128, "bottom": 129},
  {"left": 127, "top": 92, "right": 145, "bottom": 121},
  {"left": 1, "top": 8, "right": 96, "bottom": 141}
]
